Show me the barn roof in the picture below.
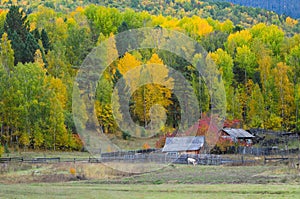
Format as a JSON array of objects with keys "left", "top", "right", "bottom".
[
  {"left": 222, "top": 128, "right": 255, "bottom": 138},
  {"left": 162, "top": 136, "right": 205, "bottom": 152}
]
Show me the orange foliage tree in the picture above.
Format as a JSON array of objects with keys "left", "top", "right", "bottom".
[{"left": 215, "top": 136, "right": 234, "bottom": 154}]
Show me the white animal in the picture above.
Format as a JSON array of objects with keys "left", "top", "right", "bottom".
[{"left": 187, "top": 157, "right": 197, "bottom": 166}]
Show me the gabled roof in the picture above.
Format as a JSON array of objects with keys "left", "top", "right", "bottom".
[
  {"left": 222, "top": 128, "right": 255, "bottom": 138},
  {"left": 162, "top": 136, "right": 205, "bottom": 152}
]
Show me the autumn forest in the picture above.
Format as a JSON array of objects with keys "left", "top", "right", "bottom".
[{"left": 0, "top": 0, "right": 299, "bottom": 153}]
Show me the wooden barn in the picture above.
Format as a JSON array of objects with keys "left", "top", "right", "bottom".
[
  {"left": 219, "top": 128, "right": 255, "bottom": 146},
  {"left": 162, "top": 136, "right": 205, "bottom": 155}
]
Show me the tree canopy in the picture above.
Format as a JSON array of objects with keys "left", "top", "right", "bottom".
[{"left": 0, "top": 2, "right": 299, "bottom": 151}]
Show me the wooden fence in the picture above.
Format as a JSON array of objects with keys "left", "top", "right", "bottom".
[
  {"left": 99, "top": 153, "right": 224, "bottom": 165},
  {"left": 1, "top": 147, "right": 299, "bottom": 165},
  {"left": 0, "top": 156, "right": 101, "bottom": 164},
  {"left": 228, "top": 146, "right": 299, "bottom": 156}
]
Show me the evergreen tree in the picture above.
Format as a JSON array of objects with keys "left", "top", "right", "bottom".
[
  {"left": 24, "top": 33, "right": 40, "bottom": 63},
  {"left": 4, "top": 6, "right": 40, "bottom": 65},
  {"left": 31, "top": 28, "right": 40, "bottom": 41},
  {"left": 9, "top": 31, "right": 25, "bottom": 65},
  {"left": 4, "top": 6, "right": 29, "bottom": 41},
  {"left": 118, "top": 21, "right": 129, "bottom": 33},
  {"left": 41, "top": 29, "right": 51, "bottom": 54}
]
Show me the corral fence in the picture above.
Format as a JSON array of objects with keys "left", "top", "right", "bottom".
[
  {"left": 0, "top": 154, "right": 223, "bottom": 165},
  {"left": 227, "top": 146, "right": 300, "bottom": 156},
  {"left": 0, "top": 156, "right": 101, "bottom": 164},
  {"left": 100, "top": 151, "right": 224, "bottom": 165},
  {"left": 0, "top": 152, "right": 249, "bottom": 165},
  {"left": 1, "top": 148, "right": 299, "bottom": 165}
]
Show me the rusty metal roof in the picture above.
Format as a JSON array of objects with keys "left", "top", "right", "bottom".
[
  {"left": 222, "top": 128, "right": 255, "bottom": 138},
  {"left": 162, "top": 136, "right": 205, "bottom": 152}
]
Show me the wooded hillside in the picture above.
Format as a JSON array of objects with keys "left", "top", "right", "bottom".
[{"left": 0, "top": 1, "right": 299, "bottom": 152}]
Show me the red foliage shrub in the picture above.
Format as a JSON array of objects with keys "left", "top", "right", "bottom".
[
  {"left": 216, "top": 136, "right": 234, "bottom": 153},
  {"left": 223, "top": 119, "right": 241, "bottom": 128}
]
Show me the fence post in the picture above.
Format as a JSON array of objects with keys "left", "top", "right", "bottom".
[{"left": 241, "top": 155, "right": 244, "bottom": 165}]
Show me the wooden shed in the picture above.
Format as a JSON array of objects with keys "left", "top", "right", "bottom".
[
  {"left": 220, "top": 128, "right": 255, "bottom": 146},
  {"left": 162, "top": 136, "right": 205, "bottom": 155}
]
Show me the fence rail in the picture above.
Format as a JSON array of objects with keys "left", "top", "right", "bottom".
[
  {"left": 0, "top": 157, "right": 23, "bottom": 163},
  {"left": 0, "top": 148, "right": 299, "bottom": 165},
  {"left": 264, "top": 157, "right": 289, "bottom": 164},
  {"left": 229, "top": 146, "right": 300, "bottom": 156},
  {"left": 0, "top": 154, "right": 261, "bottom": 163},
  {"left": 0, "top": 157, "right": 102, "bottom": 164},
  {"left": 0, "top": 154, "right": 255, "bottom": 165}
]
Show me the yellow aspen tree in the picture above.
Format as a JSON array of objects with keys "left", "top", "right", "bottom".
[
  {"left": 0, "top": 32, "right": 14, "bottom": 74},
  {"left": 226, "top": 29, "right": 252, "bottom": 56},
  {"left": 0, "top": 10, "right": 7, "bottom": 35},
  {"left": 250, "top": 23, "right": 284, "bottom": 55},
  {"left": 47, "top": 77, "right": 67, "bottom": 109},
  {"left": 117, "top": 52, "right": 142, "bottom": 75},
  {"left": 286, "top": 17, "right": 298, "bottom": 27},
  {"left": 48, "top": 96, "right": 68, "bottom": 150},
  {"left": 209, "top": 48, "right": 234, "bottom": 88},
  {"left": 56, "top": 17, "right": 68, "bottom": 37},
  {"left": 235, "top": 45, "right": 256, "bottom": 84},
  {"left": 272, "top": 62, "right": 295, "bottom": 130},
  {"left": 248, "top": 84, "right": 265, "bottom": 128},
  {"left": 130, "top": 53, "right": 173, "bottom": 128},
  {"left": 179, "top": 16, "right": 213, "bottom": 39},
  {"left": 34, "top": 49, "right": 45, "bottom": 68}
]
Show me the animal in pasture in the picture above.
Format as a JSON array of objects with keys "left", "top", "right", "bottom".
[{"left": 187, "top": 157, "right": 197, "bottom": 166}]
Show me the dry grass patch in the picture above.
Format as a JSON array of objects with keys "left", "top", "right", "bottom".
[{"left": 0, "top": 162, "right": 127, "bottom": 184}]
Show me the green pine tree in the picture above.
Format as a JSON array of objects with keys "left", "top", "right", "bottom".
[
  {"left": 41, "top": 29, "right": 51, "bottom": 54},
  {"left": 24, "top": 33, "right": 39, "bottom": 63},
  {"left": 4, "top": 5, "right": 40, "bottom": 65}
]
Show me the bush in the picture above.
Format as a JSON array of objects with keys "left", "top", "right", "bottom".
[
  {"left": 215, "top": 137, "right": 234, "bottom": 154},
  {"left": 122, "top": 131, "right": 131, "bottom": 140},
  {"left": 142, "top": 142, "right": 150, "bottom": 149},
  {"left": 70, "top": 167, "right": 76, "bottom": 176},
  {"left": 0, "top": 144, "right": 4, "bottom": 157},
  {"left": 4, "top": 143, "right": 10, "bottom": 154}
]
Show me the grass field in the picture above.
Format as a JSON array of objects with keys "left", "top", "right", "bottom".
[
  {"left": 1, "top": 152, "right": 300, "bottom": 198},
  {"left": 1, "top": 183, "right": 299, "bottom": 199}
]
